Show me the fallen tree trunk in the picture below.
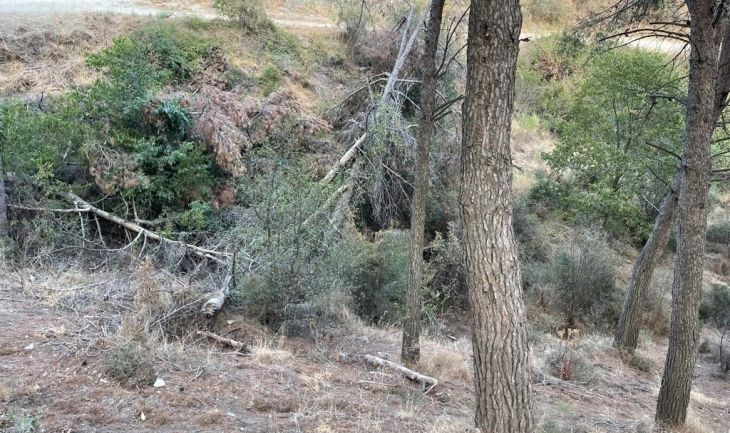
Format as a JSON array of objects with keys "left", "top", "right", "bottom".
[
  {"left": 62, "top": 192, "right": 229, "bottom": 264},
  {"left": 197, "top": 330, "right": 246, "bottom": 351},
  {"left": 363, "top": 354, "right": 437, "bottom": 390}
]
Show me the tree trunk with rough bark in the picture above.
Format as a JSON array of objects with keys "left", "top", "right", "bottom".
[
  {"left": 614, "top": 15, "right": 730, "bottom": 355},
  {"left": 0, "top": 155, "right": 8, "bottom": 239},
  {"left": 460, "top": 1, "right": 533, "bottom": 431},
  {"left": 401, "top": 0, "right": 445, "bottom": 365},
  {"left": 656, "top": 0, "right": 723, "bottom": 425},
  {"left": 614, "top": 176, "right": 679, "bottom": 352}
]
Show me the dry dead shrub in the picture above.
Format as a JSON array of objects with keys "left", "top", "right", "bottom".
[
  {"left": 191, "top": 86, "right": 258, "bottom": 176},
  {"left": 248, "top": 88, "right": 303, "bottom": 144},
  {"left": 88, "top": 147, "right": 145, "bottom": 194},
  {"left": 194, "top": 108, "right": 247, "bottom": 176},
  {"left": 191, "top": 46, "right": 229, "bottom": 90},
  {"left": 352, "top": 29, "right": 421, "bottom": 76}
]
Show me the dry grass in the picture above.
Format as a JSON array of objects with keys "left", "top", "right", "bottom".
[
  {"left": 0, "top": 14, "right": 146, "bottom": 97},
  {"left": 417, "top": 337, "right": 471, "bottom": 382},
  {"left": 249, "top": 338, "right": 294, "bottom": 364}
]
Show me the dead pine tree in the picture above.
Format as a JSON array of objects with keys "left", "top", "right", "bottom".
[
  {"left": 401, "top": 0, "right": 446, "bottom": 365},
  {"left": 460, "top": 0, "right": 533, "bottom": 431}
]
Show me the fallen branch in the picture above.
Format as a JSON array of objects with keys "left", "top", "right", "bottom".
[
  {"left": 8, "top": 204, "right": 91, "bottom": 213},
  {"left": 320, "top": 133, "right": 367, "bottom": 184},
  {"left": 197, "top": 330, "right": 247, "bottom": 352},
  {"left": 61, "top": 192, "right": 229, "bottom": 263},
  {"left": 363, "top": 354, "right": 438, "bottom": 391}
]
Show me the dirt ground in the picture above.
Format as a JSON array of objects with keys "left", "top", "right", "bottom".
[{"left": 0, "top": 265, "right": 728, "bottom": 433}]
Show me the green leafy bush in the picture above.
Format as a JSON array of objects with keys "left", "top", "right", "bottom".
[{"left": 258, "top": 66, "right": 281, "bottom": 96}]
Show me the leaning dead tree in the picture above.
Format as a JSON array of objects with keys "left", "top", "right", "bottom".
[{"left": 320, "top": 6, "right": 423, "bottom": 186}]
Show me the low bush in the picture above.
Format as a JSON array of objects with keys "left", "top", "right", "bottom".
[
  {"left": 213, "top": 0, "right": 273, "bottom": 32},
  {"left": 551, "top": 232, "right": 620, "bottom": 327},
  {"left": 707, "top": 221, "right": 730, "bottom": 245},
  {"left": 699, "top": 284, "right": 730, "bottom": 329},
  {"left": 522, "top": 0, "right": 573, "bottom": 25},
  {"left": 104, "top": 342, "right": 156, "bottom": 386},
  {"left": 545, "top": 344, "right": 597, "bottom": 382}
]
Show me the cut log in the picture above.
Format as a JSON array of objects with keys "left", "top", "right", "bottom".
[
  {"left": 363, "top": 354, "right": 437, "bottom": 391},
  {"left": 197, "top": 330, "right": 246, "bottom": 351},
  {"left": 61, "top": 192, "right": 229, "bottom": 263}
]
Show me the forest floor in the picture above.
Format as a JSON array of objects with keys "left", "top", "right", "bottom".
[{"left": 0, "top": 263, "right": 728, "bottom": 433}]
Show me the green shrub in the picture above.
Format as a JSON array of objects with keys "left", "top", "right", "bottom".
[
  {"left": 546, "top": 345, "right": 597, "bottom": 382},
  {"left": 0, "top": 101, "right": 90, "bottom": 177},
  {"left": 213, "top": 0, "right": 273, "bottom": 32},
  {"left": 551, "top": 233, "right": 620, "bottom": 327},
  {"left": 258, "top": 66, "right": 281, "bottom": 96},
  {"left": 621, "top": 351, "right": 654, "bottom": 372},
  {"left": 104, "top": 343, "right": 155, "bottom": 385},
  {"left": 700, "top": 284, "right": 730, "bottom": 328},
  {"left": 426, "top": 224, "right": 467, "bottom": 311},
  {"left": 351, "top": 230, "right": 410, "bottom": 324},
  {"left": 707, "top": 221, "right": 730, "bottom": 244}
]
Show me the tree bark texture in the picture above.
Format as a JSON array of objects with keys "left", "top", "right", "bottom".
[
  {"left": 0, "top": 156, "right": 7, "bottom": 239},
  {"left": 401, "top": 0, "right": 445, "bottom": 365},
  {"left": 656, "top": 1, "right": 722, "bottom": 425},
  {"left": 460, "top": 1, "right": 533, "bottom": 431},
  {"left": 614, "top": 176, "right": 679, "bottom": 352}
]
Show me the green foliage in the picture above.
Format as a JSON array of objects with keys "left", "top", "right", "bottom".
[
  {"left": 350, "top": 230, "right": 410, "bottom": 324},
  {"left": 529, "top": 45, "right": 686, "bottom": 240},
  {"left": 258, "top": 66, "right": 281, "bottom": 96},
  {"left": 426, "top": 224, "right": 467, "bottom": 311},
  {"left": 104, "top": 343, "right": 155, "bottom": 385},
  {"left": 551, "top": 233, "right": 620, "bottom": 327},
  {"left": 706, "top": 221, "right": 730, "bottom": 244},
  {"left": 700, "top": 284, "right": 730, "bottom": 328},
  {"left": 0, "top": 102, "right": 90, "bottom": 177},
  {"left": 213, "top": 0, "right": 273, "bottom": 32},
  {"left": 128, "top": 139, "right": 214, "bottom": 211}
]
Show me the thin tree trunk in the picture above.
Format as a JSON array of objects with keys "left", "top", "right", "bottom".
[
  {"left": 401, "top": 0, "right": 445, "bottom": 365},
  {"left": 615, "top": 16, "right": 730, "bottom": 355},
  {"left": 0, "top": 155, "right": 8, "bottom": 239},
  {"left": 656, "top": 1, "right": 721, "bottom": 425},
  {"left": 460, "top": 1, "right": 533, "bottom": 431},
  {"left": 614, "top": 176, "right": 679, "bottom": 352}
]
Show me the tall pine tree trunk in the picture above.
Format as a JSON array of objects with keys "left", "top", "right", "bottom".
[
  {"left": 401, "top": 0, "right": 445, "bottom": 365},
  {"left": 460, "top": 1, "right": 533, "bottom": 431},
  {"left": 0, "top": 155, "right": 8, "bottom": 240},
  {"left": 656, "top": 0, "right": 721, "bottom": 425},
  {"left": 614, "top": 176, "right": 679, "bottom": 352}
]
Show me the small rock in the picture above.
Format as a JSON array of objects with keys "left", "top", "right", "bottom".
[
  {"left": 23, "top": 343, "right": 34, "bottom": 351},
  {"left": 140, "top": 412, "right": 146, "bottom": 421},
  {"left": 153, "top": 378, "right": 166, "bottom": 388}
]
